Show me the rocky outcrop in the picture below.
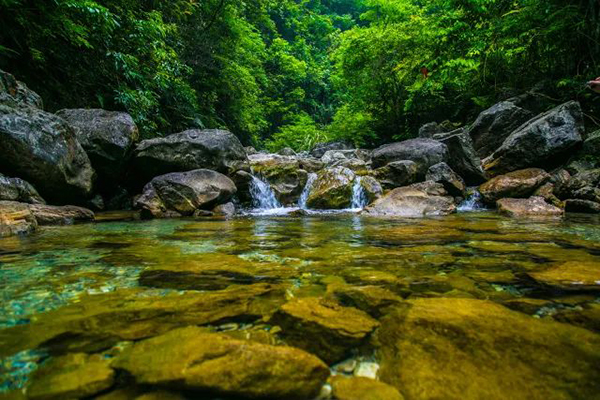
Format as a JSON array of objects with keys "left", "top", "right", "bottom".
[
  {"left": 497, "top": 197, "right": 563, "bottom": 217},
  {"left": 311, "top": 140, "right": 354, "bottom": 158},
  {"left": 270, "top": 297, "right": 379, "bottom": 364},
  {"left": 56, "top": 109, "right": 139, "bottom": 190},
  {"left": 248, "top": 153, "right": 307, "bottom": 205},
  {"left": 0, "top": 173, "right": 45, "bottom": 204},
  {"left": 113, "top": 326, "right": 330, "bottom": 399},
  {"left": 468, "top": 101, "right": 534, "bottom": 158},
  {"left": 132, "top": 129, "right": 249, "bottom": 187},
  {"left": 306, "top": 167, "right": 355, "bottom": 209},
  {"left": 426, "top": 162, "right": 466, "bottom": 197},
  {"left": 482, "top": 101, "right": 584, "bottom": 177},
  {"left": 365, "top": 181, "right": 456, "bottom": 217},
  {"left": 376, "top": 298, "right": 600, "bottom": 400},
  {"left": 0, "top": 201, "right": 37, "bottom": 237},
  {"left": 371, "top": 139, "right": 448, "bottom": 179},
  {"left": 0, "top": 69, "right": 42, "bottom": 108},
  {"left": 479, "top": 168, "right": 550, "bottom": 203},
  {"left": 135, "top": 169, "right": 236, "bottom": 218},
  {"left": 436, "top": 129, "right": 486, "bottom": 185},
  {"left": 373, "top": 160, "right": 418, "bottom": 190}
]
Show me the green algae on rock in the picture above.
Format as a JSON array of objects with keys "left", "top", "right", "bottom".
[
  {"left": 112, "top": 326, "right": 330, "bottom": 399},
  {"left": 330, "top": 376, "right": 404, "bottom": 400},
  {"left": 527, "top": 261, "right": 600, "bottom": 292}
]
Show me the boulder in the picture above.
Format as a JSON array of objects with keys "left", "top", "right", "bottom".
[
  {"left": 371, "top": 139, "right": 448, "bottom": 178},
  {"left": 359, "top": 176, "right": 383, "bottom": 204},
  {"left": 132, "top": 129, "right": 249, "bottom": 187},
  {"left": 135, "top": 169, "right": 236, "bottom": 218},
  {"left": 564, "top": 199, "right": 600, "bottom": 214},
  {"left": 112, "top": 327, "right": 330, "bottom": 400},
  {"left": 482, "top": 101, "right": 584, "bottom": 177},
  {"left": 311, "top": 140, "right": 354, "bottom": 158},
  {"left": 418, "top": 122, "right": 444, "bottom": 139},
  {"left": 581, "top": 130, "right": 600, "bottom": 157},
  {"left": 479, "top": 168, "right": 550, "bottom": 203},
  {"left": 0, "top": 201, "right": 37, "bottom": 237},
  {"left": 496, "top": 197, "right": 563, "bottom": 217},
  {"left": 426, "top": 162, "right": 466, "bottom": 197},
  {"left": 0, "top": 105, "right": 95, "bottom": 204},
  {"left": 373, "top": 160, "right": 418, "bottom": 190},
  {"left": 0, "top": 173, "right": 45, "bottom": 204},
  {"left": 56, "top": 109, "right": 139, "bottom": 189},
  {"left": 563, "top": 169, "right": 600, "bottom": 202},
  {"left": 248, "top": 154, "right": 307, "bottom": 205},
  {"left": 270, "top": 297, "right": 379, "bottom": 364},
  {"left": 330, "top": 376, "right": 404, "bottom": 400},
  {"left": 297, "top": 156, "right": 325, "bottom": 173},
  {"left": 365, "top": 181, "right": 456, "bottom": 217},
  {"left": 0, "top": 69, "right": 42, "bottom": 108},
  {"left": 376, "top": 298, "right": 600, "bottom": 400},
  {"left": 532, "top": 183, "right": 562, "bottom": 207},
  {"left": 436, "top": 129, "right": 486, "bottom": 185},
  {"left": 212, "top": 202, "right": 236, "bottom": 216},
  {"left": 27, "top": 204, "right": 95, "bottom": 225},
  {"left": 277, "top": 147, "right": 297, "bottom": 156},
  {"left": 527, "top": 261, "right": 600, "bottom": 292},
  {"left": 468, "top": 101, "right": 534, "bottom": 158},
  {"left": 27, "top": 353, "right": 114, "bottom": 400},
  {"left": 306, "top": 167, "right": 356, "bottom": 209}
]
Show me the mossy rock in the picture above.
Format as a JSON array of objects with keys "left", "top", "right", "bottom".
[{"left": 306, "top": 167, "right": 355, "bottom": 209}]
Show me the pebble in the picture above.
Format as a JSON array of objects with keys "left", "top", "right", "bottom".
[{"left": 354, "top": 362, "right": 379, "bottom": 379}]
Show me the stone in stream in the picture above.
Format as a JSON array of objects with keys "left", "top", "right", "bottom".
[
  {"left": 376, "top": 298, "right": 600, "bottom": 400},
  {"left": 329, "top": 284, "right": 403, "bottom": 318},
  {"left": 371, "top": 139, "right": 448, "bottom": 179},
  {"left": 135, "top": 169, "right": 236, "bottom": 218},
  {"left": 0, "top": 173, "right": 45, "bottom": 204},
  {"left": 330, "top": 376, "right": 404, "bottom": 400},
  {"left": 562, "top": 168, "right": 600, "bottom": 203},
  {"left": 306, "top": 166, "right": 356, "bottom": 209},
  {"left": 269, "top": 297, "right": 379, "bottom": 364},
  {"left": 552, "top": 302, "right": 600, "bottom": 333},
  {"left": 496, "top": 197, "right": 563, "bottom": 217},
  {"left": 482, "top": 101, "right": 584, "bottom": 177},
  {"left": 27, "top": 203, "right": 95, "bottom": 225},
  {"left": 479, "top": 168, "right": 550, "bottom": 203},
  {"left": 426, "top": 162, "right": 466, "bottom": 197},
  {"left": 527, "top": 261, "right": 600, "bottom": 292},
  {"left": 365, "top": 181, "right": 456, "bottom": 217},
  {"left": 564, "top": 199, "right": 600, "bottom": 214},
  {"left": 112, "top": 326, "right": 330, "bottom": 399},
  {"left": 248, "top": 153, "right": 308, "bottom": 205},
  {"left": 26, "top": 353, "right": 115, "bottom": 400},
  {"left": 0, "top": 200, "right": 38, "bottom": 237},
  {"left": 359, "top": 176, "right": 384, "bottom": 204},
  {"left": 373, "top": 160, "right": 418, "bottom": 190},
  {"left": 435, "top": 128, "right": 487, "bottom": 185}
]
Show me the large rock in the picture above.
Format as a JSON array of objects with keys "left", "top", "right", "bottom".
[
  {"left": 270, "top": 297, "right": 379, "bottom": 364},
  {"left": 426, "top": 162, "right": 465, "bottom": 197},
  {"left": 371, "top": 139, "right": 448, "bottom": 178},
  {"left": 377, "top": 298, "right": 600, "bottom": 400},
  {"left": 564, "top": 199, "right": 600, "bottom": 214},
  {"left": 373, "top": 160, "right": 418, "bottom": 190},
  {"left": 0, "top": 173, "right": 45, "bottom": 204},
  {"left": 0, "top": 201, "right": 37, "bottom": 237},
  {"left": 135, "top": 169, "right": 236, "bottom": 218},
  {"left": 0, "top": 69, "right": 42, "bottom": 108},
  {"left": 27, "top": 204, "right": 95, "bottom": 225},
  {"left": 113, "top": 327, "right": 330, "bottom": 399},
  {"left": 306, "top": 167, "right": 356, "bottom": 209},
  {"left": 562, "top": 169, "right": 600, "bottom": 203},
  {"left": 497, "top": 197, "right": 563, "bottom": 217},
  {"left": 132, "top": 129, "right": 249, "bottom": 186},
  {"left": 0, "top": 105, "right": 95, "bottom": 204},
  {"left": 365, "top": 181, "right": 456, "bottom": 217},
  {"left": 468, "top": 101, "right": 534, "bottom": 158},
  {"left": 248, "top": 153, "right": 307, "bottom": 205},
  {"left": 479, "top": 168, "right": 550, "bottom": 203},
  {"left": 418, "top": 122, "right": 444, "bottom": 139},
  {"left": 436, "top": 129, "right": 487, "bottom": 185},
  {"left": 56, "top": 109, "right": 139, "bottom": 189},
  {"left": 482, "top": 101, "right": 584, "bottom": 177},
  {"left": 311, "top": 140, "right": 354, "bottom": 158}
]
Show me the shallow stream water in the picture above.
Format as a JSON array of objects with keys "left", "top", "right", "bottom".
[{"left": 1, "top": 211, "right": 600, "bottom": 397}]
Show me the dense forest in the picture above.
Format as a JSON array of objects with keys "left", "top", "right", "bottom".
[{"left": 1, "top": 0, "right": 599, "bottom": 150}]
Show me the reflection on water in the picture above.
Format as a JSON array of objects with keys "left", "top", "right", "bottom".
[{"left": 0, "top": 212, "right": 599, "bottom": 396}]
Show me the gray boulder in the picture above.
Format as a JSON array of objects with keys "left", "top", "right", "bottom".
[
  {"left": 468, "top": 101, "right": 534, "bottom": 158},
  {"left": 0, "top": 173, "right": 45, "bottom": 204},
  {"left": 311, "top": 141, "right": 354, "bottom": 158},
  {"left": 132, "top": 129, "right": 249, "bottom": 187},
  {"left": 0, "top": 69, "right": 42, "bottom": 108},
  {"left": 426, "top": 162, "right": 466, "bottom": 197},
  {"left": 436, "top": 129, "right": 487, "bottom": 185},
  {"left": 374, "top": 160, "right": 418, "bottom": 190},
  {"left": 418, "top": 122, "right": 444, "bottom": 138},
  {"left": 136, "top": 169, "right": 236, "bottom": 218},
  {"left": 565, "top": 199, "right": 600, "bottom": 214},
  {"left": 371, "top": 139, "right": 448, "bottom": 179},
  {"left": 365, "top": 181, "right": 456, "bottom": 216},
  {"left": 482, "top": 101, "right": 584, "bottom": 177},
  {"left": 56, "top": 109, "right": 139, "bottom": 188}
]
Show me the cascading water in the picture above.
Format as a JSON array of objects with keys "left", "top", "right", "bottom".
[
  {"left": 249, "top": 175, "right": 281, "bottom": 210},
  {"left": 298, "top": 173, "right": 317, "bottom": 209},
  {"left": 350, "top": 177, "right": 369, "bottom": 210},
  {"left": 458, "top": 188, "right": 486, "bottom": 212}
]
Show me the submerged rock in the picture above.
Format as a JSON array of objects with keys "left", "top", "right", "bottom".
[
  {"left": 376, "top": 298, "right": 600, "bottom": 400},
  {"left": 330, "top": 376, "right": 404, "bottom": 400},
  {"left": 112, "top": 326, "right": 330, "bottom": 399},
  {"left": 496, "top": 197, "right": 563, "bottom": 217},
  {"left": 552, "top": 303, "right": 600, "bottom": 333},
  {"left": 135, "top": 169, "right": 236, "bottom": 218},
  {"left": 426, "top": 162, "right": 466, "bottom": 197},
  {"left": 0, "top": 173, "right": 45, "bottom": 204},
  {"left": 0, "top": 201, "right": 37, "bottom": 237},
  {"left": 373, "top": 160, "right": 418, "bottom": 190},
  {"left": 527, "top": 261, "right": 600, "bottom": 292},
  {"left": 365, "top": 181, "right": 456, "bottom": 217},
  {"left": 482, "top": 101, "right": 584, "bottom": 177},
  {"left": 270, "top": 297, "right": 379, "bottom": 364},
  {"left": 371, "top": 139, "right": 448, "bottom": 179},
  {"left": 27, "top": 353, "right": 114, "bottom": 400},
  {"left": 479, "top": 168, "right": 550, "bottom": 203},
  {"left": 306, "top": 167, "right": 355, "bottom": 209},
  {"left": 329, "top": 285, "right": 403, "bottom": 318}
]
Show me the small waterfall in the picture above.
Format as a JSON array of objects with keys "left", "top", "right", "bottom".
[
  {"left": 298, "top": 173, "right": 317, "bottom": 209},
  {"left": 249, "top": 175, "right": 281, "bottom": 210},
  {"left": 351, "top": 177, "right": 369, "bottom": 210},
  {"left": 458, "top": 188, "right": 486, "bottom": 212}
]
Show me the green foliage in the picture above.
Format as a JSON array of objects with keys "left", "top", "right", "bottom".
[{"left": 265, "top": 113, "right": 331, "bottom": 152}]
